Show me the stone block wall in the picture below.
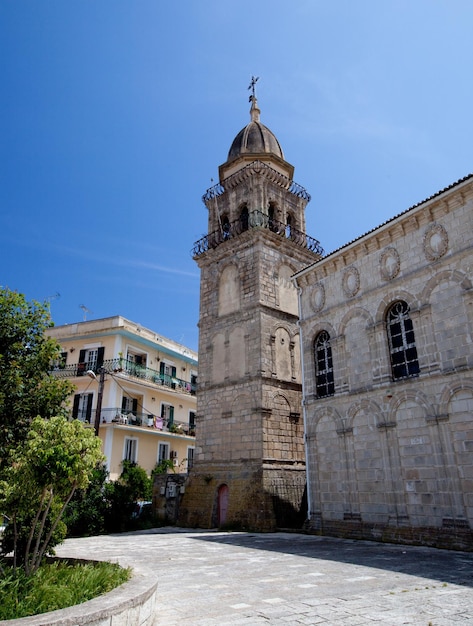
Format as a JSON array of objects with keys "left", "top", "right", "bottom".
[{"left": 296, "top": 175, "right": 473, "bottom": 549}]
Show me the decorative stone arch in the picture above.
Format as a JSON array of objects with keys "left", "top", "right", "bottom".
[
  {"left": 231, "top": 391, "right": 253, "bottom": 416},
  {"left": 374, "top": 290, "right": 421, "bottom": 325},
  {"left": 346, "top": 398, "right": 383, "bottom": 432},
  {"left": 386, "top": 388, "right": 434, "bottom": 425},
  {"left": 439, "top": 380, "right": 473, "bottom": 419},
  {"left": 206, "top": 396, "right": 225, "bottom": 414},
  {"left": 420, "top": 269, "right": 472, "bottom": 305},
  {"left": 271, "top": 321, "right": 293, "bottom": 338},
  {"left": 268, "top": 389, "right": 291, "bottom": 411},
  {"left": 275, "top": 261, "right": 299, "bottom": 315},
  {"left": 308, "top": 321, "right": 338, "bottom": 345},
  {"left": 339, "top": 307, "right": 374, "bottom": 337},
  {"left": 307, "top": 404, "right": 347, "bottom": 521},
  {"left": 218, "top": 262, "right": 241, "bottom": 316},
  {"left": 271, "top": 325, "right": 292, "bottom": 381},
  {"left": 307, "top": 405, "right": 344, "bottom": 439},
  {"left": 437, "top": 381, "right": 473, "bottom": 522}
]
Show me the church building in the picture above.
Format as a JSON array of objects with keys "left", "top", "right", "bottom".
[
  {"left": 178, "top": 89, "right": 323, "bottom": 530},
  {"left": 179, "top": 85, "right": 473, "bottom": 548},
  {"left": 294, "top": 172, "right": 473, "bottom": 550}
]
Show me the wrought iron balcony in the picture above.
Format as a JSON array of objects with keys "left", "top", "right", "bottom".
[
  {"left": 201, "top": 161, "right": 312, "bottom": 203},
  {"left": 50, "top": 358, "right": 196, "bottom": 395},
  {"left": 75, "top": 407, "right": 196, "bottom": 435},
  {"left": 192, "top": 209, "right": 324, "bottom": 257}
]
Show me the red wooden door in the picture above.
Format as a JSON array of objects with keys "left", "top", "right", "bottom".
[{"left": 218, "top": 484, "right": 229, "bottom": 525}]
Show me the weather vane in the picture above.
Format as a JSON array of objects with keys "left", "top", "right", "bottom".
[{"left": 248, "top": 75, "right": 259, "bottom": 102}]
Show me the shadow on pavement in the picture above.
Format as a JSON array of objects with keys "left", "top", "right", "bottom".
[{"left": 190, "top": 530, "right": 473, "bottom": 589}]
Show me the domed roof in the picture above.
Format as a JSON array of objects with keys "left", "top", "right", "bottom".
[{"left": 227, "top": 97, "right": 284, "bottom": 162}]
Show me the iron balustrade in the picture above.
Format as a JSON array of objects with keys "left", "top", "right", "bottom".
[
  {"left": 192, "top": 209, "right": 324, "bottom": 257},
  {"left": 50, "top": 358, "right": 196, "bottom": 394},
  {"left": 201, "top": 161, "right": 312, "bottom": 204},
  {"left": 74, "top": 407, "right": 195, "bottom": 434}
]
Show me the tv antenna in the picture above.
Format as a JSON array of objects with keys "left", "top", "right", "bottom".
[
  {"left": 79, "top": 304, "right": 92, "bottom": 321},
  {"left": 45, "top": 292, "right": 60, "bottom": 312}
]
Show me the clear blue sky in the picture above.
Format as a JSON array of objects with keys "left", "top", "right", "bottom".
[{"left": 1, "top": 1, "right": 472, "bottom": 352}]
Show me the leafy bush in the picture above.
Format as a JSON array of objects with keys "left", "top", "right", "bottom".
[
  {"left": 0, "top": 560, "right": 131, "bottom": 620},
  {"left": 65, "top": 461, "right": 157, "bottom": 536},
  {"left": 63, "top": 465, "right": 109, "bottom": 537},
  {"left": 0, "top": 416, "right": 104, "bottom": 575}
]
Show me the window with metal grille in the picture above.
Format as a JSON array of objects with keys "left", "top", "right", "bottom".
[
  {"left": 386, "top": 301, "right": 420, "bottom": 380},
  {"left": 314, "top": 331, "right": 335, "bottom": 397},
  {"left": 187, "top": 446, "right": 195, "bottom": 471}
]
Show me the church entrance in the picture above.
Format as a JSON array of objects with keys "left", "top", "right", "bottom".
[{"left": 217, "top": 484, "right": 229, "bottom": 526}]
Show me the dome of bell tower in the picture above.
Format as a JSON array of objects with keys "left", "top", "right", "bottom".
[
  {"left": 227, "top": 97, "right": 285, "bottom": 161},
  {"left": 219, "top": 93, "right": 294, "bottom": 182}
]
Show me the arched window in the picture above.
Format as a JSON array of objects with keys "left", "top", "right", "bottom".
[
  {"left": 240, "top": 205, "right": 249, "bottom": 232},
  {"left": 386, "top": 301, "right": 420, "bottom": 380},
  {"left": 285, "top": 214, "right": 292, "bottom": 238},
  {"left": 268, "top": 202, "right": 277, "bottom": 232},
  {"left": 314, "top": 331, "right": 334, "bottom": 397},
  {"left": 221, "top": 214, "right": 230, "bottom": 239}
]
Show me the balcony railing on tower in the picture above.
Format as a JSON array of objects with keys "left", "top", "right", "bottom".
[{"left": 192, "top": 209, "right": 324, "bottom": 257}]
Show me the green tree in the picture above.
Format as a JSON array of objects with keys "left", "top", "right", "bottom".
[
  {"left": 0, "top": 416, "right": 104, "bottom": 575},
  {"left": 0, "top": 288, "right": 73, "bottom": 464},
  {"left": 64, "top": 464, "right": 110, "bottom": 538},
  {"left": 120, "top": 460, "right": 152, "bottom": 502}
]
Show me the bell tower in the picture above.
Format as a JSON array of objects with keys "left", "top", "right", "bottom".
[{"left": 179, "top": 88, "right": 323, "bottom": 530}]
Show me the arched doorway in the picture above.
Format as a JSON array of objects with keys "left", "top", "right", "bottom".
[{"left": 217, "top": 484, "right": 229, "bottom": 526}]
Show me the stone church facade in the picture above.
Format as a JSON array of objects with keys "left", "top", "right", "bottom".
[
  {"left": 294, "top": 173, "right": 473, "bottom": 549},
  {"left": 178, "top": 95, "right": 323, "bottom": 530}
]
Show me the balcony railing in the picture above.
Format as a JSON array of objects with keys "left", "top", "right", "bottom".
[
  {"left": 192, "top": 209, "right": 324, "bottom": 257},
  {"left": 201, "top": 161, "right": 312, "bottom": 203},
  {"left": 75, "top": 407, "right": 196, "bottom": 435},
  {"left": 50, "top": 358, "right": 196, "bottom": 395}
]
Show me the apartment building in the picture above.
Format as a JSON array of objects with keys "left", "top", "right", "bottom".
[{"left": 48, "top": 316, "right": 197, "bottom": 480}]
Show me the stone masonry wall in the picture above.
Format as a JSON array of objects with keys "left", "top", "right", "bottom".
[{"left": 296, "top": 176, "right": 473, "bottom": 549}]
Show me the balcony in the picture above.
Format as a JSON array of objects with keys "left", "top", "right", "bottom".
[
  {"left": 50, "top": 358, "right": 196, "bottom": 395},
  {"left": 76, "top": 407, "right": 196, "bottom": 436},
  {"left": 192, "top": 209, "right": 324, "bottom": 257}
]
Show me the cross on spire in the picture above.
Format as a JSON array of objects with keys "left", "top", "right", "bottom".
[{"left": 248, "top": 75, "right": 259, "bottom": 102}]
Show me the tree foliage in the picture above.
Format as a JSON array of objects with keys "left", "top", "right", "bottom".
[
  {"left": 0, "top": 288, "right": 73, "bottom": 463},
  {"left": 0, "top": 416, "right": 104, "bottom": 575}
]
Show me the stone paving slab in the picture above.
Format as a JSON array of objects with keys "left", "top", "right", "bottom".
[{"left": 56, "top": 529, "right": 473, "bottom": 625}]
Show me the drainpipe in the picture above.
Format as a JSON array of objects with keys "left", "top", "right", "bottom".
[{"left": 295, "top": 282, "right": 312, "bottom": 524}]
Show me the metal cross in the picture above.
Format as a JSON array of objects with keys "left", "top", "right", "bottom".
[{"left": 248, "top": 75, "right": 259, "bottom": 101}]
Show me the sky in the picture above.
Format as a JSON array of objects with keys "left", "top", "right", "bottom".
[{"left": 1, "top": 1, "right": 472, "bottom": 353}]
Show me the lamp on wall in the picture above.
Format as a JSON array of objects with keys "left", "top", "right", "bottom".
[{"left": 87, "top": 368, "right": 106, "bottom": 436}]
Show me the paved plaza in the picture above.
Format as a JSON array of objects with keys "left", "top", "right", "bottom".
[{"left": 57, "top": 528, "right": 473, "bottom": 625}]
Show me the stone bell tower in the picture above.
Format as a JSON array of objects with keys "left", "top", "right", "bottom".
[{"left": 179, "top": 88, "right": 323, "bottom": 530}]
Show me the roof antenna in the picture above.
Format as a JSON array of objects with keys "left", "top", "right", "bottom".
[
  {"left": 45, "top": 292, "right": 60, "bottom": 312},
  {"left": 79, "top": 304, "right": 92, "bottom": 321}
]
